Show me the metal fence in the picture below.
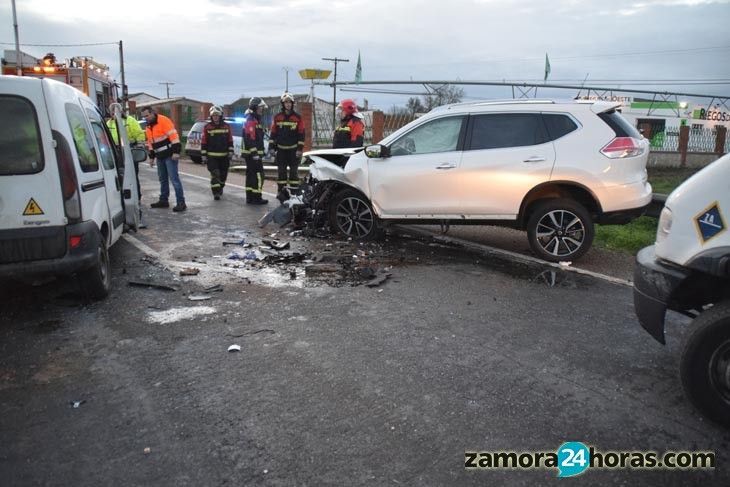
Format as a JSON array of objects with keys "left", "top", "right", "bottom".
[
  {"left": 310, "top": 110, "right": 416, "bottom": 148},
  {"left": 650, "top": 126, "right": 727, "bottom": 153}
]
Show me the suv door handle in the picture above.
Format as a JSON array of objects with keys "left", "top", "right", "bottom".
[
  {"left": 523, "top": 156, "right": 547, "bottom": 163},
  {"left": 435, "top": 163, "right": 456, "bottom": 170}
]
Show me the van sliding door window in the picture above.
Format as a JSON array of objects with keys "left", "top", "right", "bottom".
[
  {"left": 0, "top": 96, "right": 44, "bottom": 175},
  {"left": 65, "top": 103, "right": 99, "bottom": 172}
]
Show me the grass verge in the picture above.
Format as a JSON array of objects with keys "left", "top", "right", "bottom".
[{"left": 594, "top": 216, "right": 657, "bottom": 254}]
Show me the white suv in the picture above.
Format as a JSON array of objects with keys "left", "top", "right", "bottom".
[{"left": 304, "top": 99, "right": 652, "bottom": 262}]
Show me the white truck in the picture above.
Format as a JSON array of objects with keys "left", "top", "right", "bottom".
[
  {"left": 0, "top": 76, "right": 143, "bottom": 299},
  {"left": 633, "top": 153, "right": 730, "bottom": 427}
]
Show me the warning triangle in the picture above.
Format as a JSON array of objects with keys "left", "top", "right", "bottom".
[{"left": 23, "top": 198, "right": 45, "bottom": 216}]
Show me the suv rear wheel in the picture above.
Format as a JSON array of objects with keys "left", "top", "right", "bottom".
[
  {"left": 329, "top": 189, "right": 380, "bottom": 240},
  {"left": 526, "top": 198, "right": 594, "bottom": 262}
]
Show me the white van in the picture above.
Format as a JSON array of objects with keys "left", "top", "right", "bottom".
[
  {"left": 633, "top": 153, "right": 730, "bottom": 427},
  {"left": 0, "top": 76, "right": 143, "bottom": 299}
]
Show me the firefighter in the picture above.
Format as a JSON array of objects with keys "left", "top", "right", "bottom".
[
  {"left": 243, "top": 97, "right": 268, "bottom": 205},
  {"left": 270, "top": 92, "right": 305, "bottom": 191},
  {"left": 332, "top": 98, "right": 365, "bottom": 149},
  {"left": 201, "top": 105, "right": 233, "bottom": 200},
  {"left": 141, "top": 107, "right": 186, "bottom": 212}
]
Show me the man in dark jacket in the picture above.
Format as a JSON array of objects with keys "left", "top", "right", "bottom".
[
  {"left": 332, "top": 98, "right": 364, "bottom": 149},
  {"left": 270, "top": 92, "right": 305, "bottom": 191},
  {"left": 201, "top": 105, "right": 233, "bottom": 200},
  {"left": 243, "top": 97, "right": 268, "bottom": 205}
]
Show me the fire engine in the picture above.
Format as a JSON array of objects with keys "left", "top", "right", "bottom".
[{"left": 2, "top": 50, "right": 118, "bottom": 111}]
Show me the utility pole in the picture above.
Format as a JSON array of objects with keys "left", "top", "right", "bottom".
[
  {"left": 119, "top": 40, "right": 126, "bottom": 107},
  {"left": 322, "top": 57, "right": 349, "bottom": 130},
  {"left": 159, "top": 81, "right": 175, "bottom": 98},
  {"left": 11, "top": 0, "right": 22, "bottom": 75},
  {"left": 282, "top": 66, "right": 291, "bottom": 92}
]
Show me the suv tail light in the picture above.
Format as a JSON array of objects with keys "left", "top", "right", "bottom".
[
  {"left": 52, "top": 130, "right": 81, "bottom": 222},
  {"left": 600, "top": 137, "right": 645, "bottom": 159}
]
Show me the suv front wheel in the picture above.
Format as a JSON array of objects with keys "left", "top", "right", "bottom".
[
  {"left": 329, "top": 189, "right": 380, "bottom": 240},
  {"left": 526, "top": 198, "right": 594, "bottom": 262}
]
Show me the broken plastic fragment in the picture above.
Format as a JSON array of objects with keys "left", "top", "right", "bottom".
[
  {"left": 70, "top": 400, "right": 86, "bottom": 408},
  {"left": 559, "top": 261, "right": 572, "bottom": 267},
  {"left": 188, "top": 295, "right": 212, "bottom": 301},
  {"left": 228, "top": 344, "right": 242, "bottom": 352}
]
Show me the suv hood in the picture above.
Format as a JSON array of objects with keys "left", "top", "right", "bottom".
[{"left": 304, "top": 147, "right": 367, "bottom": 189}]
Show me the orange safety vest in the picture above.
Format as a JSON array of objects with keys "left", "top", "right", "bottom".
[{"left": 145, "top": 114, "right": 180, "bottom": 159}]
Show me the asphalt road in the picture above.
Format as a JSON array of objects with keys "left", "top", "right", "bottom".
[{"left": 1, "top": 161, "right": 728, "bottom": 486}]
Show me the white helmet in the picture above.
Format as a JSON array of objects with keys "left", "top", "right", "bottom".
[
  {"left": 280, "top": 92, "right": 295, "bottom": 104},
  {"left": 209, "top": 105, "right": 223, "bottom": 117}
]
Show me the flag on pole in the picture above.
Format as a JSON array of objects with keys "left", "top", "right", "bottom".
[
  {"left": 544, "top": 53, "right": 551, "bottom": 82},
  {"left": 355, "top": 50, "right": 362, "bottom": 84}
]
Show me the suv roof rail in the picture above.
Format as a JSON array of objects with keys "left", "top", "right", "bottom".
[{"left": 433, "top": 99, "right": 558, "bottom": 111}]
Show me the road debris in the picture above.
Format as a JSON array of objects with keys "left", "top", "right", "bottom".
[
  {"left": 127, "top": 281, "right": 178, "bottom": 291},
  {"left": 179, "top": 267, "right": 200, "bottom": 276},
  {"left": 188, "top": 295, "right": 212, "bottom": 301},
  {"left": 70, "top": 400, "right": 86, "bottom": 408},
  {"left": 227, "top": 344, "right": 242, "bottom": 352}
]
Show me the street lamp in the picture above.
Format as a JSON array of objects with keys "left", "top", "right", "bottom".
[{"left": 299, "top": 69, "right": 332, "bottom": 148}]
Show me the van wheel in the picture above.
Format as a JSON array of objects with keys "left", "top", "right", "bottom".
[
  {"left": 680, "top": 301, "right": 730, "bottom": 428},
  {"left": 329, "top": 189, "right": 380, "bottom": 240},
  {"left": 79, "top": 233, "right": 111, "bottom": 300},
  {"left": 190, "top": 155, "right": 202, "bottom": 164},
  {"left": 526, "top": 199, "right": 594, "bottom": 262}
]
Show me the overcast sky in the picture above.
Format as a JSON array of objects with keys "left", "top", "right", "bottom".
[{"left": 2, "top": 0, "right": 729, "bottom": 110}]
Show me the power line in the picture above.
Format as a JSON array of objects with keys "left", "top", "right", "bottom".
[
  {"left": 367, "top": 45, "right": 730, "bottom": 69},
  {"left": 0, "top": 41, "right": 118, "bottom": 47}
]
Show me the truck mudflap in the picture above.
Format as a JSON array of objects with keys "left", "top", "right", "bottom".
[{"left": 633, "top": 245, "right": 691, "bottom": 344}]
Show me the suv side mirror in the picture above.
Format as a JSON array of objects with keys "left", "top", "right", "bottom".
[{"left": 365, "top": 144, "right": 390, "bottom": 159}]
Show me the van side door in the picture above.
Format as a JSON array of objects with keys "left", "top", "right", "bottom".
[{"left": 82, "top": 102, "right": 126, "bottom": 243}]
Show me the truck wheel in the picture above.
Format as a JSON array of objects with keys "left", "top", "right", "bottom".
[
  {"left": 79, "top": 233, "right": 111, "bottom": 300},
  {"left": 329, "top": 189, "right": 381, "bottom": 241},
  {"left": 526, "top": 198, "right": 594, "bottom": 262},
  {"left": 680, "top": 300, "right": 730, "bottom": 428}
]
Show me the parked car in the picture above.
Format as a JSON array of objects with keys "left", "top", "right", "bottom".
[
  {"left": 0, "top": 76, "right": 144, "bottom": 299},
  {"left": 304, "top": 98, "right": 652, "bottom": 262},
  {"left": 633, "top": 153, "right": 730, "bottom": 427},
  {"left": 185, "top": 117, "right": 270, "bottom": 164}
]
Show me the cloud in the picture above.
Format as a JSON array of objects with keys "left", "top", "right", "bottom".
[{"left": 2, "top": 0, "right": 728, "bottom": 109}]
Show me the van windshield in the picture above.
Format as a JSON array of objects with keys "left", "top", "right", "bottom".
[{"left": 0, "top": 96, "right": 44, "bottom": 175}]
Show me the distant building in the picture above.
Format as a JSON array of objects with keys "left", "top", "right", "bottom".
[{"left": 134, "top": 97, "right": 208, "bottom": 134}]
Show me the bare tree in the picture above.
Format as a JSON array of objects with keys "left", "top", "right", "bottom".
[
  {"left": 423, "top": 85, "right": 464, "bottom": 110},
  {"left": 406, "top": 97, "right": 425, "bottom": 116}
]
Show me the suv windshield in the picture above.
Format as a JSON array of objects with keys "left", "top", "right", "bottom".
[{"left": 0, "top": 96, "right": 44, "bottom": 175}]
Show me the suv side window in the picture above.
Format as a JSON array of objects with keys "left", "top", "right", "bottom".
[
  {"left": 468, "top": 113, "right": 548, "bottom": 150},
  {"left": 599, "top": 110, "right": 642, "bottom": 138},
  {"left": 390, "top": 116, "right": 465, "bottom": 156},
  {"left": 0, "top": 96, "right": 44, "bottom": 175},
  {"left": 542, "top": 114, "right": 578, "bottom": 141},
  {"left": 65, "top": 103, "right": 99, "bottom": 172},
  {"left": 86, "top": 109, "right": 116, "bottom": 170}
]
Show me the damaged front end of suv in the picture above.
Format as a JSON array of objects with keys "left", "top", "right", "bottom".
[{"left": 263, "top": 147, "right": 383, "bottom": 240}]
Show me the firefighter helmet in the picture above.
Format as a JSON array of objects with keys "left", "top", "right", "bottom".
[
  {"left": 248, "top": 97, "right": 268, "bottom": 110},
  {"left": 209, "top": 105, "right": 223, "bottom": 117},
  {"left": 280, "top": 92, "right": 295, "bottom": 104},
  {"left": 337, "top": 99, "right": 358, "bottom": 116}
]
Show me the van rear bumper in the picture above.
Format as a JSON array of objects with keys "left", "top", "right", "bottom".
[{"left": 0, "top": 221, "right": 101, "bottom": 279}]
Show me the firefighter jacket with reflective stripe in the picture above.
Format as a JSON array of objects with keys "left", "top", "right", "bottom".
[
  {"left": 145, "top": 114, "right": 180, "bottom": 159},
  {"left": 201, "top": 120, "right": 233, "bottom": 158},
  {"left": 243, "top": 114, "right": 265, "bottom": 158},
  {"left": 333, "top": 115, "right": 364, "bottom": 149},
  {"left": 270, "top": 110, "right": 305, "bottom": 151},
  {"left": 107, "top": 116, "right": 146, "bottom": 145}
]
